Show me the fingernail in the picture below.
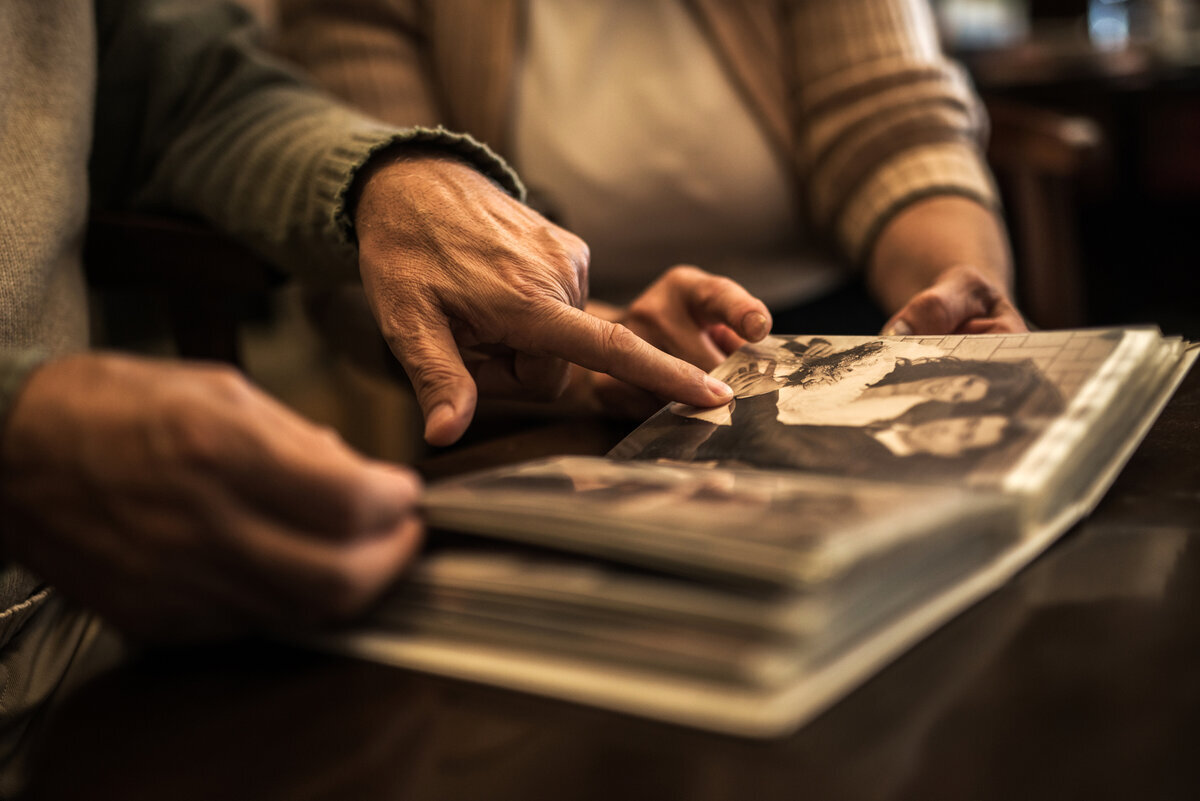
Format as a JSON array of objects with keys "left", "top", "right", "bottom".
[
  {"left": 705, "top": 376, "right": 734, "bottom": 398},
  {"left": 425, "top": 403, "right": 455, "bottom": 436},
  {"left": 742, "top": 312, "right": 770, "bottom": 341},
  {"left": 882, "top": 320, "right": 913, "bottom": 337}
]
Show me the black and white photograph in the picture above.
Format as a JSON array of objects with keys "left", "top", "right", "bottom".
[{"left": 614, "top": 332, "right": 1099, "bottom": 485}]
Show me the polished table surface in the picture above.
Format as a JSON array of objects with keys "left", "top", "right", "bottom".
[{"left": 21, "top": 366, "right": 1200, "bottom": 801}]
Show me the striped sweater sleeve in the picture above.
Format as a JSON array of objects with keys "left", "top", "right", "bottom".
[
  {"left": 786, "top": 0, "right": 998, "bottom": 266},
  {"left": 89, "top": 0, "right": 522, "bottom": 285}
]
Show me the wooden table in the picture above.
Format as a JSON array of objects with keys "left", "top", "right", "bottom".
[{"left": 20, "top": 367, "right": 1200, "bottom": 801}]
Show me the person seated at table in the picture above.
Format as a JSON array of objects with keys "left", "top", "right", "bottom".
[
  {"left": 266, "top": 0, "right": 1028, "bottom": 364},
  {"left": 0, "top": 0, "right": 774, "bottom": 787}
]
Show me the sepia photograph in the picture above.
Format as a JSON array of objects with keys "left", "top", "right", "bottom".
[{"left": 615, "top": 333, "right": 1086, "bottom": 484}]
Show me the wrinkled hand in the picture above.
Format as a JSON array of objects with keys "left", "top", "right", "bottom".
[
  {"left": 0, "top": 354, "right": 423, "bottom": 642},
  {"left": 588, "top": 266, "right": 772, "bottom": 418},
  {"left": 353, "top": 157, "right": 733, "bottom": 446},
  {"left": 881, "top": 265, "right": 1027, "bottom": 336}
]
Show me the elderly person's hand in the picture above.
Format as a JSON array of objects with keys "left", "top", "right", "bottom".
[
  {"left": 881, "top": 264, "right": 1026, "bottom": 336},
  {"left": 0, "top": 354, "right": 423, "bottom": 641},
  {"left": 869, "top": 197, "right": 1029, "bottom": 337},
  {"left": 353, "top": 157, "right": 736, "bottom": 445},
  {"left": 582, "top": 266, "right": 773, "bottom": 418}
]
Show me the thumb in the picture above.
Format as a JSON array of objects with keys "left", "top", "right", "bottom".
[
  {"left": 882, "top": 276, "right": 988, "bottom": 336},
  {"left": 387, "top": 315, "right": 478, "bottom": 446}
]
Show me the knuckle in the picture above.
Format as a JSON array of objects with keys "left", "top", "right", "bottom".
[
  {"left": 312, "top": 424, "right": 346, "bottom": 447},
  {"left": 909, "top": 292, "right": 954, "bottom": 331},
  {"left": 697, "top": 275, "right": 740, "bottom": 305},
  {"left": 502, "top": 272, "right": 568, "bottom": 315},
  {"left": 700, "top": 270, "right": 732, "bottom": 289},
  {"left": 664, "top": 264, "right": 703, "bottom": 284},
  {"left": 952, "top": 264, "right": 989, "bottom": 285},
  {"left": 535, "top": 233, "right": 578, "bottom": 271},
  {"left": 547, "top": 223, "right": 589, "bottom": 263},
  {"left": 625, "top": 294, "right": 666, "bottom": 326},
  {"left": 201, "top": 365, "right": 259, "bottom": 406},
  {"left": 159, "top": 370, "right": 273, "bottom": 469},
  {"left": 162, "top": 409, "right": 227, "bottom": 470},
  {"left": 602, "top": 323, "right": 645, "bottom": 361},
  {"left": 561, "top": 230, "right": 590, "bottom": 268},
  {"left": 538, "top": 233, "right": 590, "bottom": 304},
  {"left": 379, "top": 300, "right": 441, "bottom": 346},
  {"left": 951, "top": 265, "right": 1000, "bottom": 303},
  {"left": 404, "top": 351, "right": 466, "bottom": 394},
  {"left": 163, "top": 368, "right": 266, "bottom": 467},
  {"left": 527, "top": 295, "right": 579, "bottom": 332}
]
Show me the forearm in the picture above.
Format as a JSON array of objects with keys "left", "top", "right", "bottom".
[
  {"left": 867, "top": 196, "right": 1013, "bottom": 315},
  {"left": 91, "top": 0, "right": 519, "bottom": 284},
  {"left": 787, "top": 0, "right": 997, "bottom": 264}
]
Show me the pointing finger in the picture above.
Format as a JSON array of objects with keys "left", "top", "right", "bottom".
[{"left": 524, "top": 304, "right": 734, "bottom": 407}]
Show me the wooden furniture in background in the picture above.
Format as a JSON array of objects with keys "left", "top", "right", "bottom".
[
  {"left": 985, "top": 99, "right": 1103, "bottom": 329},
  {"left": 961, "top": 34, "right": 1200, "bottom": 336}
]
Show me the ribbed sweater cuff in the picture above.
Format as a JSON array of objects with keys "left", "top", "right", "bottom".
[{"left": 320, "top": 124, "right": 527, "bottom": 261}]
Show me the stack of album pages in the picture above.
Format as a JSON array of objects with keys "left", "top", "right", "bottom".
[{"left": 329, "top": 327, "right": 1197, "bottom": 736}]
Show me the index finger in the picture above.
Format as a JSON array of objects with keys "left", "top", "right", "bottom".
[{"left": 520, "top": 305, "right": 734, "bottom": 407}]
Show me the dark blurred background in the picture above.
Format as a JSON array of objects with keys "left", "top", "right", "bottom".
[{"left": 934, "top": 0, "right": 1200, "bottom": 337}]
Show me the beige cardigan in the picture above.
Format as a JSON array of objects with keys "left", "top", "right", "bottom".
[{"left": 272, "top": 0, "right": 998, "bottom": 266}]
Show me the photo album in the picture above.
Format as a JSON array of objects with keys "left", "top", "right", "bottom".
[{"left": 324, "top": 328, "right": 1197, "bottom": 736}]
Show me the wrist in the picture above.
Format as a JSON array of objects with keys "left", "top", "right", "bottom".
[
  {"left": 347, "top": 133, "right": 525, "bottom": 238},
  {"left": 349, "top": 150, "right": 468, "bottom": 228}
]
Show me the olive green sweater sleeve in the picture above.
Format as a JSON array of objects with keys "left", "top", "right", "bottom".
[{"left": 88, "top": 0, "right": 523, "bottom": 284}]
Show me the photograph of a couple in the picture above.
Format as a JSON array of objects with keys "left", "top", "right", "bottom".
[{"left": 612, "top": 334, "right": 1069, "bottom": 484}]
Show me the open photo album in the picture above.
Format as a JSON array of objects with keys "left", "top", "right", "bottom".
[{"left": 325, "top": 327, "right": 1197, "bottom": 736}]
